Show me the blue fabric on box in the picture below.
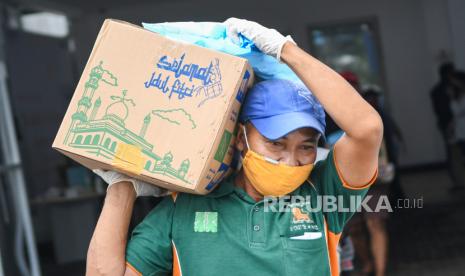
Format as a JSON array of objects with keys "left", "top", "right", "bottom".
[{"left": 142, "top": 21, "right": 302, "bottom": 83}]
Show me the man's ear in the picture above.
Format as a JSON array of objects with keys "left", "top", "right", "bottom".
[{"left": 235, "top": 123, "right": 246, "bottom": 152}]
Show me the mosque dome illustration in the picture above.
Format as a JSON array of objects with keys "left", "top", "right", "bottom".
[
  {"left": 103, "top": 89, "right": 135, "bottom": 126},
  {"left": 105, "top": 99, "right": 128, "bottom": 121}
]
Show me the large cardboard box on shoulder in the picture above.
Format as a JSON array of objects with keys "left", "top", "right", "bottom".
[{"left": 52, "top": 19, "right": 254, "bottom": 194}]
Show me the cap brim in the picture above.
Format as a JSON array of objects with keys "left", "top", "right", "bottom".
[{"left": 250, "top": 111, "right": 325, "bottom": 140}]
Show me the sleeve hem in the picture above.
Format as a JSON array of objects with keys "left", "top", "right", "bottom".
[
  {"left": 333, "top": 146, "right": 378, "bottom": 190},
  {"left": 126, "top": 261, "right": 143, "bottom": 276}
]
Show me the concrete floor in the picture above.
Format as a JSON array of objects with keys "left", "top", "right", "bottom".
[{"left": 386, "top": 169, "right": 465, "bottom": 276}]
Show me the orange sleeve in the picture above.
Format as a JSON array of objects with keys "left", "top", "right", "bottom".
[
  {"left": 126, "top": 262, "right": 142, "bottom": 276},
  {"left": 333, "top": 145, "right": 378, "bottom": 190}
]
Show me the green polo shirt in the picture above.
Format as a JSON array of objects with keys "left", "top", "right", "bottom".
[{"left": 126, "top": 149, "right": 375, "bottom": 276}]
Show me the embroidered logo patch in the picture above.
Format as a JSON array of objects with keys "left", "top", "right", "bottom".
[
  {"left": 289, "top": 204, "right": 320, "bottom": 233},
  {"left": 194, "top": 212, "right": 218, "bottom": 233},
  {"left": 292, "top": 207, "right": 313, "bottom": 224}
]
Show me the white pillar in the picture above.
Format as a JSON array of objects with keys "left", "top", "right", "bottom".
[{"left": 0, "top": 27, "right": 41, "bottom": 276}]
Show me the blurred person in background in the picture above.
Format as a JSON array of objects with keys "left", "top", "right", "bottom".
[
  {"left": 335, "top": 85, "right": 396, "bottom": 276},
  {"left": 325, "top": 72, "right": 392, "bottom": 276},
  {"left": 450, "top": 72, "right": 465, "bottom": 162},
  {"left": 363, "top": 87, "right": 404, "bottom": 201},
  {"left": 430, "top": 62, "right": 465, "bottom": 192},
  {"left": 350, "top": 87, "right": 399, "bottom": 276}
]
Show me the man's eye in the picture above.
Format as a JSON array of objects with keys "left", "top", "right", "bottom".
[
  {"left": 267, "top": 140, "right": 283, "bottom": 147},
  {"left": 301, "top": 145, "right": 315, "bottom": 150}
]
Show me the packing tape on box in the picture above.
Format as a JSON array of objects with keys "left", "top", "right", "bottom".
[{"left": 112, "top": 142, "right": 145, "bottom": 176}]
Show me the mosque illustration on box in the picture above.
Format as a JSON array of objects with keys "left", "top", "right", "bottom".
[{"left": 63, "top": 62, "right": 199, "bottom": 183}]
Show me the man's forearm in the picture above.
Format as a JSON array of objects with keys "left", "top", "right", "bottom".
[
  {"left": 281, "top": 42, "right": 382, "bottom": 142},
  {"left": 86, "top": 182, "right": 136, "bottom": 276},
  {"left": 281, "top": 42, "right": 382, "bottom": 186}
]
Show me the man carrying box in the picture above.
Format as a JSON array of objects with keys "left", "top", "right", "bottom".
[{"left": 86, "top": 18, "right": 382, "bottom": 276}]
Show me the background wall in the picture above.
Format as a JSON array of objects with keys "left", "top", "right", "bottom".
[
  {"left": 69, "top": 0, "right": 464, "bottom": 167},
  {"left": 447, "top": 0, "right": 465, "bottom": 70}
]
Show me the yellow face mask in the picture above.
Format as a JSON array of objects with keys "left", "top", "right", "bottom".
[{"left": 241, "top": 126, "right": 314, "bottom": 197}]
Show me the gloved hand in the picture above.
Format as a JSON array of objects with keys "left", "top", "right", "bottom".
[
  {"left": 224, "top": 17, "right": 296, "bottom": 61},
  {"left": 93, "top": 169, "right": 169, "bottom": 197}
]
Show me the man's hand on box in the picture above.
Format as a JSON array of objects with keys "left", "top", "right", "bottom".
[
  {"left": 224, "top": 17, "right": 296, "bottom": 61},
  {"left": 93, "top": 169, "right": 170, "bottom": 197}
]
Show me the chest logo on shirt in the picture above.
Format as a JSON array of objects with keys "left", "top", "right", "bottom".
[
  {"left": 292, "top": 207, "right": 313, "bottom": 224},
  {"left": 289, "top": 206, "right": 320, "bottom": 233},
  {"left": 194, "top": 212, "right": 218, "bottom": 233}
]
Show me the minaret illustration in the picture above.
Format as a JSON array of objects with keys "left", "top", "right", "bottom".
[{"left": 140, "top": 114, "right": 151, "bottom": 138}]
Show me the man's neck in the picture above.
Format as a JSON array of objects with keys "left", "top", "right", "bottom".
[{"left": 234, "top": 170, "right": 263, "bottom": 202}]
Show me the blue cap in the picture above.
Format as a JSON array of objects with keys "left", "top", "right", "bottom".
[{"left": 239, "top": 79, "right": 326, "bottom": 140}]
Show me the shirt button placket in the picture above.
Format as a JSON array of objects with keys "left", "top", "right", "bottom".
[{"left": 250, "top": 203, "right": 265, "bottom": 245}]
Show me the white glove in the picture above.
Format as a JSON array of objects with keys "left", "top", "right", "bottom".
[
  {"left": 93, "top": 169, "right": 170, "bottom": 197},
  {"left": 224, "top": 17, "right": 296, "bottom": 61}
]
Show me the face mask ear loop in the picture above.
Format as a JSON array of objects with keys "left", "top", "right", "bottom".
[
  {"left": 242, "top": 125, "right": 251, "bottom": 151},
  {"left": 243, "top": 125, "right": 280, "bottom": 165}
]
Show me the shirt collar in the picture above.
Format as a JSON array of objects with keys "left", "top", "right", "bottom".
[
  {"left": 206, "top": 173, "right": 258, "bottom": 203},
  {"left": 206, "top": 173, "right": 236, "bottom": 198}
]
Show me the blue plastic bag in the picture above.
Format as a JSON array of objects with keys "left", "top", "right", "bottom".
[{"left": 142, "top": 21, "right": 302, "bottom": 83}]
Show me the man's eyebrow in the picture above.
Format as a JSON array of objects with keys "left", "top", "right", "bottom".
[
  {"left": 267, "top": 136, "right": 287, "bottom": 141},
  {"left": 303, "top": 137, "right": 319, "bottom": 142}
]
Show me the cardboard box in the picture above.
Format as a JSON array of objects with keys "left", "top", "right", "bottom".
[{"left": 52, "top": 19, "right": 253, "bottom": 194}]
